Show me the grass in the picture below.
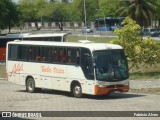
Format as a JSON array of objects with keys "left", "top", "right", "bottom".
[
  {"left": 67, "top": 34, "right": 114, "bottom": 43},
  {"left": 129, "top": 64, "right": 160, "bottom": 80},
  {"left": 0, "top": 65, "right": 6, "bottom": 78},
  {"left": 129, "top": 72, "right": 160, "bottom": 80}
]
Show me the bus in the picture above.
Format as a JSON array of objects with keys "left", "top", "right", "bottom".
[
  {"left": 0, "top": 32, "right": 68, "bottom": 62},
  {"left": 6, "top": 40, "right": 129, "bottom": 98},
  {"left": 95, "top": 17, "right": 124, "bottom": 31}
]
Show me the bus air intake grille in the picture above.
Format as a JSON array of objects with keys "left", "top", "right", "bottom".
[{"left": 106, "top": 85, "right": 124, "bottom": 88}]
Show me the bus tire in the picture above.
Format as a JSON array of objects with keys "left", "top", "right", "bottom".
[
  {"left": 26, "top": 77, "right": 36, "bottom": 93},
  {"left": 72, "top": 83, "right": 82, "bottom": 98}
]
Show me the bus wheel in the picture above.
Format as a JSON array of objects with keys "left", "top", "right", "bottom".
[
  {"left": 26, "top": 77, "right": 36, "bottom": 93},
  {"left": 72, "top": 83, "right": 82, "bottom": 98}
]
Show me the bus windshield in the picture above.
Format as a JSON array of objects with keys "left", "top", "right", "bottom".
[{"left": 93, "top": 50, "right": 129, "bottom": 81}]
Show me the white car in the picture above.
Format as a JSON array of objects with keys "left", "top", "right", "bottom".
[{"left": 82, "top": 26, "right": 94, "bottom": 33}]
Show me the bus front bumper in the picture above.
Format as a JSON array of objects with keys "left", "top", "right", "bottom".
[{"left": 94, "top": 84, "right": 129, "bottom": 95}]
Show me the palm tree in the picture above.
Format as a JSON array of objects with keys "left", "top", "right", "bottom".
[{"left": 116, "top": 0, "right": 158, "bottom": 27}]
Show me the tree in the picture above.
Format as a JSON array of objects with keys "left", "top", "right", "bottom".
[
  {"left": 18, "top": 0, "right": 48, "bottom": 30},
  {"left": 111, "top": 17, "right": 160, "bottom": 70},
  {"left": 155, "top": 0, "right": 160, "bottom": 27},
  {"left": 62, "top": 0, "right": 70, "bottom": 3},
  {"left": 0, "top": 0, "right": 19, "bottom": 33},
  {"left": 73, "top": 0, "right": 97, "bottom": 25},
  {"left": 50, "top": 0, "right": 70, "bottom": 3},
  {"left": 0, "top": 0, "right": 6, "bottom": 31},
  {"left": 95, "top": 0, "right": 119, "bottom": 18},
  {"left": 115, "top": 0, "right": 158, "bottom": 27},
  {"left": 49, "top": 2, "right": 70, "bottom": 30}
]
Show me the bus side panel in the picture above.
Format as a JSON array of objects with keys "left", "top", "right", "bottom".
[
  {"left": 35, "top": 63, "right": 68, "bottom": 90},
  {"left": 40, "top": 63, "right": 57, "bottom": 89},
  {"left": 84, "top": 80, "right": 95, "bottom": 95},
  {"left": 49, "top": 64, "right": 67, "bottom": 91},
  {"left": 20, "top": 62, "right": 41, "bottom": 87},
  {"left": 7, "top": 61, "right": 42, "bottom": 86},
  {"left": 66, "top": 65, "right": 95, "bottom": 95},
  {"left": 7, "top": 61, "right": 20, "bottom": 84},
  {"left": 0, "top": 47, "right": 6, "bottom": 62}
]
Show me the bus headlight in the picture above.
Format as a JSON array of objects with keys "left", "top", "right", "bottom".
[
  {"left": 125, "top": 82, "right": 129, "bottom": 86},
  {"left": 99, "top": 84, "right": 105, "bottom": 88}
]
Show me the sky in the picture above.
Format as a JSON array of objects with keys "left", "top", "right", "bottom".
[{"left": 12, "top": 0, "right": 19, "bottom": 3}]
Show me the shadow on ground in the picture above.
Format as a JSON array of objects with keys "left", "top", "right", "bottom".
[{"left": 17, "top": 88, "right": 145, "bottom": 100}]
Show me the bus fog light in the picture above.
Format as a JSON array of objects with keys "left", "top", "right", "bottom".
[
  {"left": 99, "top": 85, "right": 105, "bottom": 88},
  {"left": 125, "top": 82, "right": 129, "bottom": 86}
]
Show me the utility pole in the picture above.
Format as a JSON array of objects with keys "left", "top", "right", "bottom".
[
  {"left": 103, "top": 13, "right": 107, "bottom": 37},
  {"left": 84, "top": 0, "right": 87, "bottom": 40}
]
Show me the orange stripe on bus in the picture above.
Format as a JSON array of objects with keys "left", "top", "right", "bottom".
[{"left": 94, "top": 85, "right": 129, "bottom": 95}]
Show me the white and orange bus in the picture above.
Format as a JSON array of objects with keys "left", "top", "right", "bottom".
[
  {"left": 6, "top": 40, "right": 129, "bottom": 97},
  {"left": 0, "top": 32, "right": 68, "bottom": 62}
]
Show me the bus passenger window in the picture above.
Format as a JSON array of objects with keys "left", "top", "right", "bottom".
[
  {"left": 28, "top": 46, "right": 40, "bottom": 61},
  {"left": 41, "top": 47, "right": 51, "bottom": 62},
  {"left": 47, "top": 48, "right": 54, "bottom": 62},
  {"left": 18, "top": 46, "right": 28, "bottom": 61},
  {"left": 81, "top": 48, "right": 94, "bottom": 80},
  {"left": 28, "top": 47, "right": 33, "bottom": 61},
  {"left": 53, "top": 47, "right": 58, "bottom": 62},
  {"left": 67, "top": 48, "right": 77, "bottom": 64},
  {"left": 76, "top": 49, "right": 80, "bottom": 64},
  {"left": 57, "top": 48, "right": 66, "bottom": 63},
  {"left": 8, "top": 45, "right": 18, "bottom": 60}
]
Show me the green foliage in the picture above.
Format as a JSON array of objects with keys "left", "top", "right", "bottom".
[
  {"left": 115, "top": 0, "right": 158, "bottom": 27},
  {"left": 0, "top": 0, "right": 19, "bottom": 32},
  {"left": 155, "top": 0, "right": 160, "bottom": 27},
  {"left": 1, "top": 0, "right": 160, "bottom": 32},
  {"left": 50, "top": 2, "right": 73, "bottom": 30},
  {"left": 17, "top": 0, "right": 160, "bottom": 28},
  {"left": 18, "top": 0, "right": 48, "bottom": 30},
  {"left": 73, "top": 0, "right": 98, "bottom": 24},
  {"left": 18, "top": 0, "right": 48, "bottom": 22},
  {"left": 111, "top": 17, "right": 160, "bottom": 70},
  {"left": 50, "top": 3, "right": 70, "bottom": 22},
  {"left": 95, "top": 0, "right": 119, "bottom": 18}
]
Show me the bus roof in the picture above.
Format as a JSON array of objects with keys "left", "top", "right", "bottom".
[
  {"left": 0, "top": 33, "right": 68, "bottom": 39},
  {"left": 7, "top": 40, "right": 123, "bottom": 51}
]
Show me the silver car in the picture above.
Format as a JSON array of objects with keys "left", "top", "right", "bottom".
[
  {"left": 82, "top": 26, "right": 94, "bottom": 33},
  {"left": 142, "top": 28, "right": 159, "bottom": 37}
]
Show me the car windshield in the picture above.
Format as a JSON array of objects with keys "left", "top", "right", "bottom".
[
  {"left": 93, "top": 50, "right": 129, "bottom": 81},
  {"left": 150, "top": 29, "right": 156, "bottom": 32}
]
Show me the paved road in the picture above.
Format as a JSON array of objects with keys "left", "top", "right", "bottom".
[
  {"left": 0, "top": 80, "right": 160, "bottom": 120},
  {"left": 130, "top": 79, "right": 160, "bottom": 89}
]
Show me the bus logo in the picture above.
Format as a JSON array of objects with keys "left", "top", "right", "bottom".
[
  {"left": 41, "top": 66, "right": 64, "bottom": 74},
  {"left": 9, "top": 63, "right": 23, "bottom": 77}
]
